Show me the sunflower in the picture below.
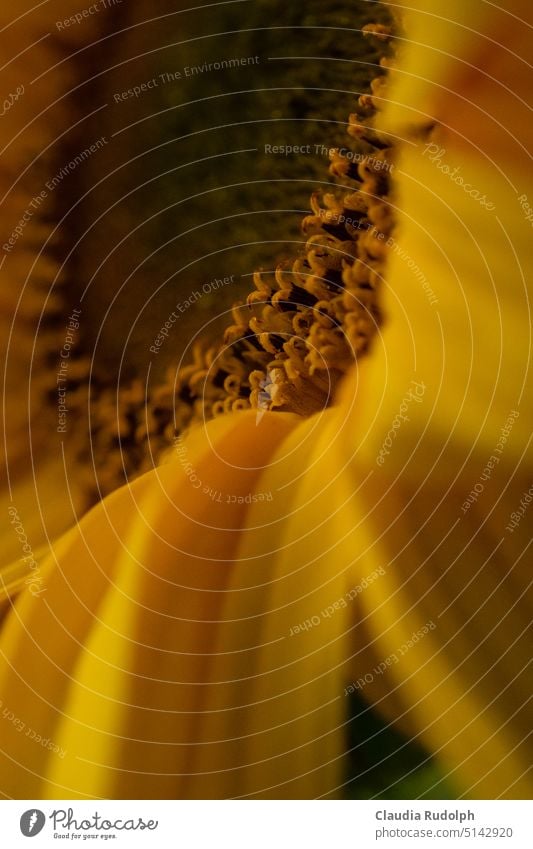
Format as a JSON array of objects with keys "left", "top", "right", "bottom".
[{"left": 0, "top": 0, "right": 531, "bottom": 800}]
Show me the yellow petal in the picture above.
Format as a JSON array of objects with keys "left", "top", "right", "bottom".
[
  {"left": 0, "top": 411, "right": 301, "bottom": 798},
  {"left": 337, "top": 1, "right": 533, "bottom": 798}
]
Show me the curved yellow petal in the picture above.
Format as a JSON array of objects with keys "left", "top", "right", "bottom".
[
  {"left": 0, "top": 411, "right": 300, "bottom": 798},
  {"left": 187, "top": 403, "right": 362, "bottom": 798},
  {"left": 339, "top": 0, "right": 533, "bottom": 799}
]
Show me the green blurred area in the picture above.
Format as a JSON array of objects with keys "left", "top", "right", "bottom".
[{"left": 345, "top": 692, "right": 459, "bottom": 799}]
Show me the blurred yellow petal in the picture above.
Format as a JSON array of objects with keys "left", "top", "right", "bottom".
[
  {"left": 339, "top": 1, "right": 533, "bottom": 798},
  {"left": 0, "top": 2, "right": 107, "bottom": 560}
]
